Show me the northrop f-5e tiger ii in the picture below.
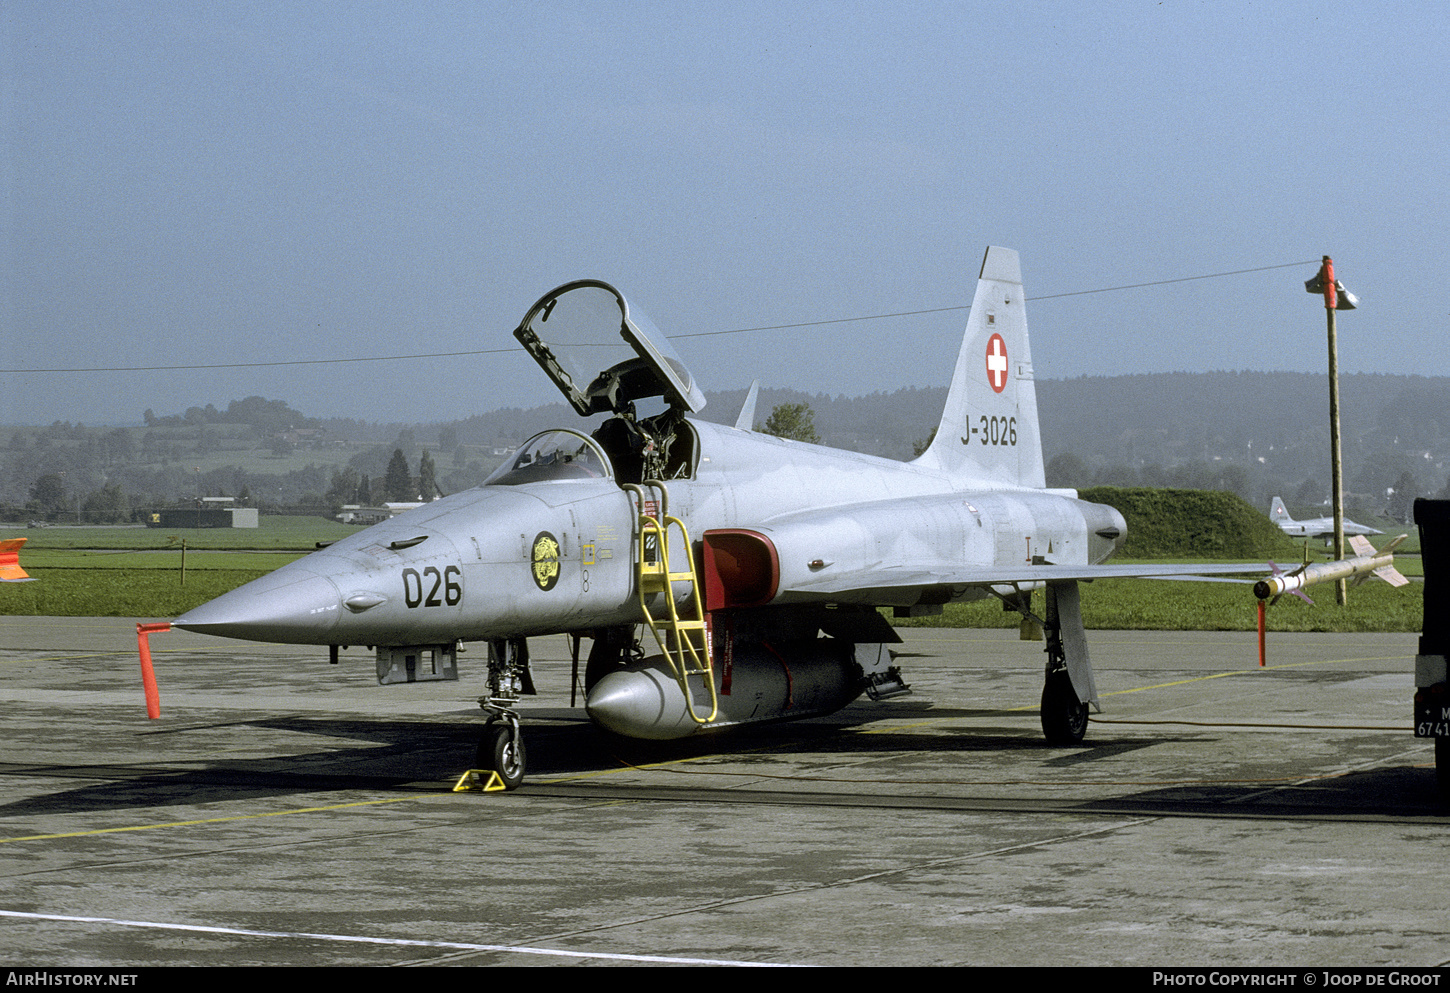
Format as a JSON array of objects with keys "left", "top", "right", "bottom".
[{"left": 167, "top": 247, "right": 1375, "bottom": 789}]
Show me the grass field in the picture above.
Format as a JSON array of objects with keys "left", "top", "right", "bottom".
[
  {"left": 1, "top": 516, "right": 336, "bottom": 616},
  {"left": 10, "top": 516, "right": 356, "bottom": 550},
  {"left": 0, "top": 516, "right": 1425, "bottom": 631}
]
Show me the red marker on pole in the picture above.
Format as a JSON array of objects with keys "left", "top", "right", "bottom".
[
  {"left": 136, "top": 622, "right": 171, "bottom": 719},
  {"left": 1257, "top": 600, "right": 1267, "bottom": 667},
  {"left": 1304, "top": 256, "right": 1358, "bottom": 603}
]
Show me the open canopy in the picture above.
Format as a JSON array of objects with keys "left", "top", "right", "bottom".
[{"left": 512, "top": 279, "right": 706, "bottom": 417}]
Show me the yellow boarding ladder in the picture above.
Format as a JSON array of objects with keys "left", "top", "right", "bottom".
[{"left": 624, "top": 481, "right": 717, "bottom": 724}]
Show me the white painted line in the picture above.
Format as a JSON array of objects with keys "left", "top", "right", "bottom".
[{"left": 0, "top": 909, "right": 803, "bottom": 967}]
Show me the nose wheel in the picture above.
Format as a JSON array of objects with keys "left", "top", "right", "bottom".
[{"left": 477, "top": 716, "right": 526, "bottom": 790}]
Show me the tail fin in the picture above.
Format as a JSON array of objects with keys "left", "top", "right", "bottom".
[
  {"left": 734, "top": 380, "right": 760, "bottom": 431},
  {"left": 1270, "top": 497, "right": 1294, "bottom": 523},
  {"left": 914, "top": 246, "right": 1045, "bottom": 487},
  {"left": 1350, "top": 533, "right": 1410, "bottom": 588}
]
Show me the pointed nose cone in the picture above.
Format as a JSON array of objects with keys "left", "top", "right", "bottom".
[{"left": 175, "top": 567, "right": 343, "bottom": 644}]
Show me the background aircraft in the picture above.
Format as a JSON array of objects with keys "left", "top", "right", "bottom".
[
  {"left": 165, "top": 249, "right": 1396, "bottom": 788},
  {"left": 1269, "top": 497, "right": 1382, "bottom": 542}
]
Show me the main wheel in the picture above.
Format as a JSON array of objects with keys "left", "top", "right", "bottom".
[
  {"left": 1040, "top": 670, "right": 1087, "bottom": 745},
  {"left": 477, "top": 723, "right": 527, "bottom": 790}
]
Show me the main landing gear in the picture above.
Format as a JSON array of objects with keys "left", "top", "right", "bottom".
[
  {"left": 1040, "top": 668, "right": 1087, "bottom": 745},
  {"left": 1002, "top": 581, "right": 1096, "bottom": 745},
  {"left": 1039, "top": 581, "right": 1094, "bottom": 744}
]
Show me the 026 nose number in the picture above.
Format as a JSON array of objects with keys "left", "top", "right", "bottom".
[{"left": 402, "top": 566, "right": 463, "bottom": 608}]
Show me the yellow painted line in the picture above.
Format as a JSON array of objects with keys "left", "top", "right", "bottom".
[
  {"left": 535, "top": 745, "right": 1387, "bottom": 791},
  {"left": 1102, "top": 654, "right": 1411, "bottom": 701},
  {"left": 538, "top": 753, "right": 721, "bottom": 784},
  {"left": 0, "top": 794, "right": 430, "bottom": 844},
  {"left": 990, "top": 653, "right": 1411, "bottom": 714}
]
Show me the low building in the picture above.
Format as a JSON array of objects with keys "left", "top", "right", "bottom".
[{"left": 146, "top": 497, "right": 258, "bottom": 528}]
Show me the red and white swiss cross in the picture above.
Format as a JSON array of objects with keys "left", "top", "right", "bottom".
[{"left": 984, "top": 333, "right": 1009, "bottom": 394}]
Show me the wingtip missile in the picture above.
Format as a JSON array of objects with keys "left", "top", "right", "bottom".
[{"left": 1254, "top": 540, "right": 1408, "bottom": 601}]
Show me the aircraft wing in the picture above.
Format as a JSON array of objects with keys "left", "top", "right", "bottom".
[
  {"left": 770, "top": 560, "right": 1265, "bottom": 605},
  {"left": 708, "top": 492, "right": 1399, "bottom": 610}
]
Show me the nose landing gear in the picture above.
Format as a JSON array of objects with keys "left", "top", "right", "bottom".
[{"left": 476, "top": 637, "right": 532, "bottom": 790}]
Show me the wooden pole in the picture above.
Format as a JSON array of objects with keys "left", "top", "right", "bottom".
[{"left": 1321, "top": 256, "right": 1348, "bottom": 605}]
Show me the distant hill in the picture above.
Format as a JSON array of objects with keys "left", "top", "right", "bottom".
[
  {"left": 697, "top": 372, "right": 1450, "bottom": 517},
  {"left": 1078, "top": 486, "right": 1303, "bottom": 559},
  {"left": 6, "top": 371, "right": 1447, "bottom": 517},
  {"left": 329, "top": 370, "right": 1450, "bottom": 517}
]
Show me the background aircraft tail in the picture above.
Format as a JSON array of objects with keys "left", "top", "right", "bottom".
[
  {"left": 1270, "top": 497, "right": 1294, "bottom": 523},
  {"left": 914, "top": 246, "right": 1046, "bottom": 488}
]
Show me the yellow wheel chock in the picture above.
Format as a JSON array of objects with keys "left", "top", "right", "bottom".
[{"left": 452, "top": 769, "right": 510, "bottom": 793}]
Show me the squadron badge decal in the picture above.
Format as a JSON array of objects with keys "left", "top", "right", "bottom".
[{"left": 530, "top": 531, "right": 561, "bottom": 591}]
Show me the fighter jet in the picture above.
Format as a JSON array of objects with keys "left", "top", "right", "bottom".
[
  {"left": 168, "top": 248, "right": 1348, "bottom": 788},
  {"left": 1269, "top": 497, "right": 1381, "bottom": 542}
]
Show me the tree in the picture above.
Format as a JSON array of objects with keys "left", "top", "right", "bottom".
[
  {"left": 1388, "top": 471, "right": 1420, "bottom": 522},
  {"left": 418, "top": 450, "right": 438, "bottom": 500},
  {"left": 100, "top": 428, "right": 135, "bottom": 464},
  {"left": 29, "top": 474, "right": 68, "bottom": 518},
  {"left": 759, "top": 403, "right": 820, "bottom": 444},
  {"left": 326, "top": 468, "right": 360, "bottom": 508},
  {"left": 1045, "top": 452, "right": 1088, "bottom": 487},
  {"left": 384, "top": 448, "right": 414, "bottom": 501},
  {"left": 912, "top": 427, "right": 937, "bottom": 458},
  {"left": 82, "top": 483, "right": 129, "bottom": 523}
]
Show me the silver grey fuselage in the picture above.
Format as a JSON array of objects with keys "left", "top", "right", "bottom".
[{"left": 173, "top": 418, "right": 1126, "bottom": 647}]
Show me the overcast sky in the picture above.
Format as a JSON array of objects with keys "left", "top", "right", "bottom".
[{"left": 3, "top": 1, "right": 1444, "bottom": 427}]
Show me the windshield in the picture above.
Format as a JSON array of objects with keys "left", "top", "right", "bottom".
[
  {"left": 513, "top": 280, "right": 706, "bottom": 417},
  {"left": 484, "top": 430, "right": 613, "bottom": 486}
]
